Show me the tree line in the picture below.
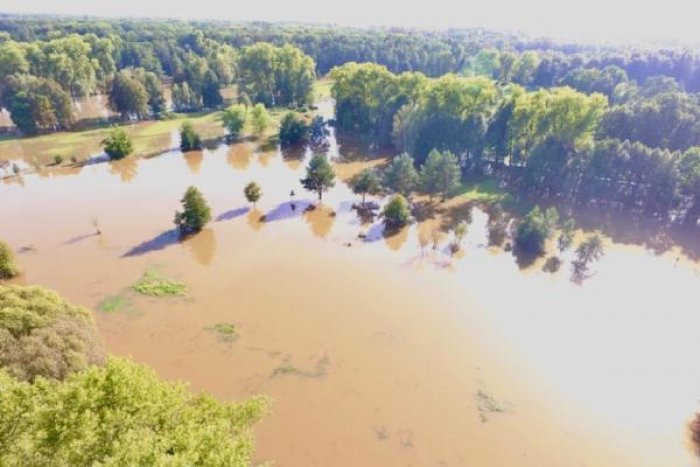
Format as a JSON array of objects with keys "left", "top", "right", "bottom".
[
  {"left": 0, "top": 27, "right": 315, "bottom": 134},
  {"left": 330, "top": 62, "right": 700, "bottom": 227},
  {"left": 4, "top": 16, "right": 700, "bottom": 89}
]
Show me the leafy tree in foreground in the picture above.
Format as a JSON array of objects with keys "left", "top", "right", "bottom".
[
  {"left": 0, "top": 357, "right": 267, "bottom": 466},
  {"left": 249, "top": 103, "right": 270, "bottom": 135},
  {"left": 382, "top": 194, "right": 411, "bottom": 230},
  {"left": 244, "top": 181, "right": 262, "bottom": 207},
  {"left": 180, "top": 121, "right": 202, "bottom": 152},
  {"left": 301, "top": 154, "right": 336, "bottom": 202},
  {"left": 383, "top": 153, "right": 419, "bottom": 197},
  {"left": 515, "top": 206, "right": 559, "bottom": 255},
  {"left": 103, "top": 127, "right": 133, "bottom": 160},
  {"left": 279, "top": 112, "right": 308, "bottom": 145},
  {"left": 420, "top": 149, "right": 461, "bottom": 200},
  {"left": 174, "top": 186, "right": 211, "bottom": 235},
  {"left": 222, "top": 104, "right": 247, "bottom": 140},
  {"left": 0, "top": 285, "right": 105, "bottom": 381},
  {"left": 350, "top": 168, "right": 382, "bottom": 205},
  {"left": 0, "top": 240, "right": 18, "bottom": 279}
]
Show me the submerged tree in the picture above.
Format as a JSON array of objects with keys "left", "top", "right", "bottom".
[
  {"left": 301, "top": 154, "right": 336, "bottom": 202},
  {"left": 419, "top": 149, "right": 461, "bottom": 201},
  {"left": 279, "top": 112, "right": 308, "bottom": 145},
  {"left": 382, "top": 194, "right": 411, "bottom": 230},
  {"left": 174, "top": 186, "right": 211, "bottom": 235},
  {"left": 103, "top": 127, "right": 133, "bottom": 160},
  {"left": 180, "top": 121, "right": 202, "bottom": 152},
  {"left": 0, "top": 285, "right": 105, "bottom": 382},
  {"left": 557, "top": 218, "right": 575, "bottom": 253},
  {"left": 0, "top": 240, "right": 18, "bottom": 279},
  {"left": 249, "top": 103, "right": 270, "bottom": 135},
  {"left": 244, "top": 181, "right": 262, "bottom": 207},
  {"left": 383, "top": 153, "right": 419, "bottom": 198},
  {"left": 221, "top": 104, "right": 247, "bottom": 141},
  {"left": 515, "top": 206, "right": 559, "bottom": 255},
  {"left": 572, "top": 232, "right": 605, "bottom": 281},
  {"left": 350, "top": 168, "right": 382, "bottom": 205},
  {"left": 0, "top": 357, "right": 267, "bottom": 466}
]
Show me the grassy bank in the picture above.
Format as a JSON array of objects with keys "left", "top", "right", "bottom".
[
  {"left": 0, "top": 112, "right": 225, "bottom": 166},
  {"left": 0, "top": 80, "right": 330, "bottom": 167}
]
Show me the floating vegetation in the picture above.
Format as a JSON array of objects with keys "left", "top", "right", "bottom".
[
  {"left": 131, "top": 267, "right": 186, "bottom": 297},
  {"left": 207, "top": 322, "right": 237, "bottom": 342},
  {"left": 271, "top": 355, "right": 329, "bottom": 379},
  {"left": 475, "top": 389, "right": 510, "bottom": 423},
  {"left": 97, "top": 293, "right": 132, "bottom": 313}
]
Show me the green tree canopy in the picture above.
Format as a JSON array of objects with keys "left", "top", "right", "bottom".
[
  {"left": 419, "top": 149, "right": 461, "bottom": 200},
  {"left": 174, "top": 186, "right": 211, "bottom": 234},
  {"left": 244, "top": 181, "right": 262, "bottom": 206},
  {"left": 249, "top": 103, "right": 270, "bottom": 135},
  {"left": 350, "top": 168, "right": 382, "bottom": 205},
  {"left": 301, "top": 154, "right": 336, "bottom": 201},
  {"left": 238, "top": 43, "right": 315, "bottom": 107},
  {"left": 103, "top": 127, "right": 133, "bottom": 160},
  {"left": 180, "top": 121, "right": 202, "bottom": 152},
  {"left": 279, "top": 112, "right": 308, "bottom": 145},
  {"left": 382, "top": 194, "right": 411, "bottom": 230},
  {"left": 383, "top": 153, "right": 419, "bottom": 197},
  {"left": 221, "top": 104, "right": 247, "bottom": 140},
  {"left": 515, "top": 206, "right": 559, "bottom": 255}
]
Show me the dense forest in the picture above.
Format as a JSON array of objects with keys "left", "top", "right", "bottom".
[{"left": 0, "top": 15, "right": 699, "bottom": 228}]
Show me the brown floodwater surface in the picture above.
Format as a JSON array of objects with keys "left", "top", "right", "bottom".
[{"left": 2, "top": 137, "right": 700, "bottom": 466}]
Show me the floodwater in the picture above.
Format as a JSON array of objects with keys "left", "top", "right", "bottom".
[{"left": 2, "top": 117, "right": 700, "bottom": 466}]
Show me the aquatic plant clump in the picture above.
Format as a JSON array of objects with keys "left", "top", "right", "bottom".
[
  {"left": 131, "top": 269, "right": 187, "bottom": 297},
  {"left": 97, "top": 293, "right": 133, "bottom": 313},
  {"left": 207, "top": 323, "right": 237, "bottom": 342}
]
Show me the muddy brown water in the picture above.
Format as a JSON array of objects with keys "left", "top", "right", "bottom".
[{"left": 2, "top": 119, "right": 700, "bottom": 466}]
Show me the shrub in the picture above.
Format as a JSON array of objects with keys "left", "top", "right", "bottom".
[
  {"left": 382, "top": 194, "right": 411, "bottom": 230},
  {"left": 244, "top": 181, "right": 262, "bottom": 206},
  {"left": 174, "top": 186, "right": 211, "bottom": 234},
  {"left": 279, "top": 112, "right": 308, "bottom": 145},
  {"left": 0, "top": 240, "right": 18, "bottom": 279},
  {"left": 0, "top": 285, "right": 105, "bottom": 381},
  {"left": 103, "top": 127, "right": 133, "bottom": 160},
  {"left": 249, "top": 103, "right": 270, "bottom": 135},
  {"left": 515, "top": 206, "right": 559, "bottom": 255},
  {"left": 221, "top": 104, "right": 247, "bottom": 140},
  {"left": 180, "top": 121, "right": 201, "bottom": 152},
  {"left": 53, "top": 155, "right": 64, "bottom": 165}
]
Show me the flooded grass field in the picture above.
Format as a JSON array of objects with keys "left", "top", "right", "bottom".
[{"left": 2, "top": 104, "right": 700, "bottom": 465}]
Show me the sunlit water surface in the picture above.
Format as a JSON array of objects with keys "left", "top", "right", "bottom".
[{"left": 2, "top": 121, "right": 700, "bottom": 466}]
